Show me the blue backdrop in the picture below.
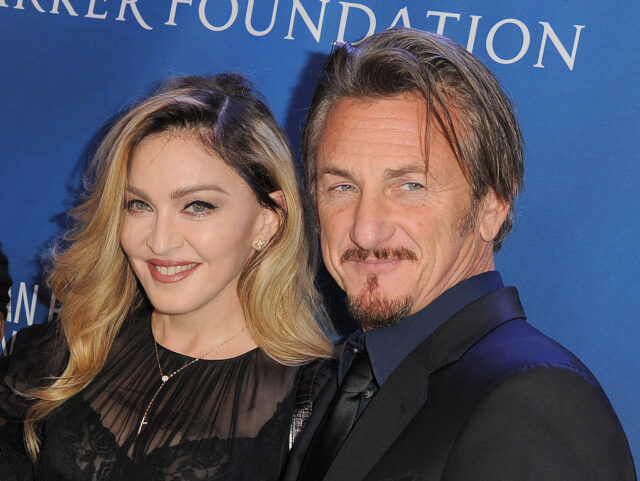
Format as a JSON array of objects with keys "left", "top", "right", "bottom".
[{"left": 1, "top": 0, "right": 638, "bottom": 469}]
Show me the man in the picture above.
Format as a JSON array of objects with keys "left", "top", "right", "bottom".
[{"left": 283, "top": 28, "right": 636, "bottom": 481}]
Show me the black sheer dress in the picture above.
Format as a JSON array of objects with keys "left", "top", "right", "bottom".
[{"left": 0, "top": 310, "right": 331, "bottom": 480}]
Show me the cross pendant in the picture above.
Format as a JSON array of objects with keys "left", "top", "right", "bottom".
[{"left": 137, "top": 416, "right": 148, "bottom": 434}]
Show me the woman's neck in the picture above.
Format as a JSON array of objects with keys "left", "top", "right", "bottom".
[{"left": 152, "top": 294, "right": 256, "bottom": 359}]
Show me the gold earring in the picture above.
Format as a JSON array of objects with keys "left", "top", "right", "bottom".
[{"left": 254, "top": 239, "right": 267, "bottom": 250}]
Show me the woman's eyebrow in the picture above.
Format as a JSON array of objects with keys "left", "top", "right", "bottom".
[
  {"left": 170, "top": 184, "right": 230, "bottom": 199},
  {"left": 125, "top": 185, "right": 149, "bottom": 199}
]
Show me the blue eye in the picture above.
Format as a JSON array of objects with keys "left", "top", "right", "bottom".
[
  {"left": 333, "top": 184, "right": 356, "bottom": 192},
  {"left": 126, "top": 199, "right": 151, "bottom": 213},
  {"left": 184, "top": 201, "right": 217, "bottom": 216},
  {"left": 400, "top": 182, "right": 424, "bottom": 191}
]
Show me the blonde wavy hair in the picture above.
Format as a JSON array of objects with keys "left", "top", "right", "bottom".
[{"left": 25, "top": 74, "right": 334, "bottom": 457}]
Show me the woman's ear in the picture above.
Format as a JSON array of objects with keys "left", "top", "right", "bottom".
[
  {"left": 269, "top": 190, "right": 287, "bottom": 213},
  {"left": 252, "top": 191, "right": 285, "bottom": 251},
  {"left": 478, "top": 190, "right": 510, "bottom": 243}
]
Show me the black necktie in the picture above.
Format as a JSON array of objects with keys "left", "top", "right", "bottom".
[{"left": 298, "top": 347, "right": 374, "bottom": 481}]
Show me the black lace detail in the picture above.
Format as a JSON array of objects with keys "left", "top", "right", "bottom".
[
  {"left": 1, "top": 311, "right": 331, "bottom": 480},
  {"left": 39, "top": 393, "right": 294, "bottom": 480}
]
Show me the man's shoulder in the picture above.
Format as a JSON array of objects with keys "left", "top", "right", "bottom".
[
  {"left": 400, "top": 286, "right": 593, "bottom": 388},
  {"left": 465, "top": 317, "right": 595, "bottom": 381},
  {"left": 437, "top": 320, "right": 636, "bottom": 481},
  {"left": 393, "top": 318, "right": 635, "bottom": 481},
  {"left": 431, "top": 317, "right": 600, "bottom": 400}
]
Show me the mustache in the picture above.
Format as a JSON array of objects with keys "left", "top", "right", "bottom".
[{"left": 341, "top": 247, "right": 418, "bottom": 263}]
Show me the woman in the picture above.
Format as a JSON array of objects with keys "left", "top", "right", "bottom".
[{"left": 0, "top": 74, "right": 334, "bottom": 480}]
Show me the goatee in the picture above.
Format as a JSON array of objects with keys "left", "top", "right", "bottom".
[{"left": 347, "top": 274, "right": 412, "bottom": 330}]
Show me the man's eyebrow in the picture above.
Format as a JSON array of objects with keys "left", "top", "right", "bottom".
[
  {"left": 384, "top": 165, "right": 426, "bottom": 178},
  {"left": 319, "top": 167, "right": 354, "bottom": 179},
  {"left": 170, "top": 184, "right": 229, "bottom": 199}
]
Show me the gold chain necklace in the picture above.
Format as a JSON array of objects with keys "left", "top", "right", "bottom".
[{"left": 137, "top": 315, "right": 247, "bottom": 435}]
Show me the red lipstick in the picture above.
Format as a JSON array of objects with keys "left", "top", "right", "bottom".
[{"left": 146, "top": 259, "right": 201, "bottom": 283}]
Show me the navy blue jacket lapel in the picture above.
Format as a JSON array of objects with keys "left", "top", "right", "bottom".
[{"left": 323, "top": 287, "right": 525, "bottom": 481}]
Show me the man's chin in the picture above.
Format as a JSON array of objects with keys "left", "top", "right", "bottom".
[
  {"left": 346, "top": 292, "right": 413, "bottom": 330},
  {"left": 343, "top": 274, "right": 413, "bottom": 330}
]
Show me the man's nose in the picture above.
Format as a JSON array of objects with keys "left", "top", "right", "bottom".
[
  {"left": 146, "top": 212, "right": 183, "bottom": 255},
  {"left": 349, "top": 191, "right": 394, "bottom": 251}
]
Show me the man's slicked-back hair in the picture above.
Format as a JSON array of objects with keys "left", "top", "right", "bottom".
[{"left": 302, "top": 27, "right": 524, "bottom": 251}]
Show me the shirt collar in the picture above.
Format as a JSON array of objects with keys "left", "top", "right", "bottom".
[{"left": 339, "top": 271, "right": 504, "bottom": 386}]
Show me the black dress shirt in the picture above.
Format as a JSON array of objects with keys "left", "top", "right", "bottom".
[{"left": 338, "top": 271, "right": 505, "bottom": 418}]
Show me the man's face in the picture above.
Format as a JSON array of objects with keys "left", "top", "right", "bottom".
[{"left": 316, "top": 94, "right": 500, "bottom": 329}]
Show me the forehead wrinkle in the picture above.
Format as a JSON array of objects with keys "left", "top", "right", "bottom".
[
  {"left": 337, "top": 122, "right": 422, "bottom": 148},
  {"left": 319, "top": 94, "right": 432, "bottom": 179}
]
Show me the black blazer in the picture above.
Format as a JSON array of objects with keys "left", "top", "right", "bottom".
[{"left": 283, "top": 287, "right": 636, "bottom": 481}]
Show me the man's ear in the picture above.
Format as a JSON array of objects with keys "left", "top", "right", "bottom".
[
  {"left": 252, "top": 190, "right": 286, "bottom": 251},
  {"left": 478, "top": 190, "right": 510, "bottom": 243}
]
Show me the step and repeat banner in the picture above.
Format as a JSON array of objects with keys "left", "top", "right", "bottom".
[{"left": 1, "top": 0, "right": 638, "bottom": 467}]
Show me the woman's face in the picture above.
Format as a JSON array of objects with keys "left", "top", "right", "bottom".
[{"left": 120, "top": 133, "right": 277, "bottom": 319}]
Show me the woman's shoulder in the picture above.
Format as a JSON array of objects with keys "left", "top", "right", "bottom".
[{"left": 1, "top": 320, "right": 67, "bottom": 394}]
